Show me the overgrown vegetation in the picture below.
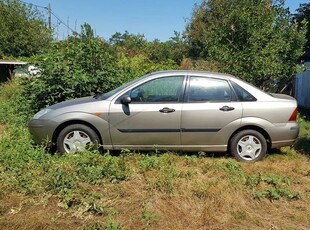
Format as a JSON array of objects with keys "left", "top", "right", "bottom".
[
  {"left": 1, "top": 0, "right": 310, "bottom": 229},
  {"left": 0, "top": 79, "right": 309, "bottom": 229},
  {"left": 21, "top": 24, "right": 179, "bottom": 111}
]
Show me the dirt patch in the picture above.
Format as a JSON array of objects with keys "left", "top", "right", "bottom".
[{"left": 0, "top": 193, "right": 84, "bottom": 230}]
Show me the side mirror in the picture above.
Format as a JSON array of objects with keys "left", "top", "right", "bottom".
[{"left": 120, "top": 95, "right": 132, "bottom": 104}]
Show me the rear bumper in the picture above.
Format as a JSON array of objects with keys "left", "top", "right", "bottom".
[
  {"left": 268, "top": 122, "right": 299, "bottom": 148},
  {"left": 271, "top": 139, "right": 297, "bottom": 148}
]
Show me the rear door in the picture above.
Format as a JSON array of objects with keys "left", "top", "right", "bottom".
[{"left": 181, "top": 76, "right": 242, "bottom": 148}]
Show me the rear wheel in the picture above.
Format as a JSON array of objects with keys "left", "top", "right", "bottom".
[
  {"left": 56, "top": 124, "right": 100, "bottom": 154},
  {"left": 230, "top": 130, "right": 267, "bottom": 162}
]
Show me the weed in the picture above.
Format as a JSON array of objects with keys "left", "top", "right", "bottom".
[
  {"left": 245, "top": 175, "right": 260, "bottom": 189},
  {"left": 156, "top": 166, "right": 178, "bottom": 195},
  {"left": 75, "top": 152, "right": 131, "bottom": 184},
  {"left": 142, "top": 209, "right": 157, "bottom": 228},
  {"left": 147, "top": 164, "right": 179, "bottom": 195},
  {"left": 201, "top": 161, "right": 220, "bottom": 173},
  {"left": 261, "top": 175, "right": 291, "bottom": 187},
  {"left": 254, "top": 187, "right": 300, "bottom": 201},
  {"left": 120, "top": 148, "right": 132, "bottom": 156},
  {"left": 224, "top": 160, "right": 244, "bottom": 175},
  {"left": 139, "top": 155, "right": 162, "bottom": 171},
  {"left": 192, "top": 182, "right": 210, "bottom": 199},
  {"left": 87, "top": 202, "right": 106, "bottom": 216},
  {"left": 104, "top": 209, "right": 122, "bottom": 230},
  {"left": 179, "top": 169, "right": 196, "bottom": 180},
  {"left": 184, "top": 155, "right": 199, "bottom": 166},
  {"left": 246, "top": 174, "right": 300, "bottom": 201}
]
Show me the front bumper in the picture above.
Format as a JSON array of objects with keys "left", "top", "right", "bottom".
[{"left": 28, "top": 119, "right": 58, "bottom": 145}]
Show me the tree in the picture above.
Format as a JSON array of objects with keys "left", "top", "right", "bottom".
[
  {"left": 294, "top": 3, "right": 310, "bottom": 51},
  {"left": 109, "top": 31, "right": 188, "bottom": 64},
  {"left": 109, "top": 31, "right": 147, "bottom": 56},
  {"left": 186, "top": 0, "right": 307, "bottom": 88},
  {"left": 0, "top": 0, "right": 52, "bottom": 57}
]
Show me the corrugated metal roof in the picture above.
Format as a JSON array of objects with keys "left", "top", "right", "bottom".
[{"left": 0, "top": 60, "right": 27, "bottom": 65}]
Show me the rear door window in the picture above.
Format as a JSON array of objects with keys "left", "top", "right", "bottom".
[{"left": 187, "top": 77, "right": 232, "bottom": 102}]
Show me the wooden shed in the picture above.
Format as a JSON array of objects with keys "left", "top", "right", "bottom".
[{"left": 0, "top": 60, "right": 27, "bottom": 83}]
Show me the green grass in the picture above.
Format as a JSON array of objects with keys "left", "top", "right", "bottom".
[
  {"left": 0, "top": 79, "right": 309, "bottom": 229},
  {"left": 294, "top": 109, "right": 310, "bottom": 155}
]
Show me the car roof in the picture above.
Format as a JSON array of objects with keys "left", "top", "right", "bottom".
[{"left": 148, "top": 70, "right": 236, "bottom": 80}]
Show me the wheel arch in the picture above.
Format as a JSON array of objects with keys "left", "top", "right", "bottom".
[
  {"left": 228, "top": 125, "right": 272, "bottom": 150},
  {"left": 52, "top": 120, "right": 103, "bottom": 146}
]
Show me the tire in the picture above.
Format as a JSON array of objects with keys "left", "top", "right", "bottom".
[
  {"left": 230, "top": 130, "right": 267, "bottom": 162},
  {"left": 56, "top": 124, "right": 100, "bottom": 154}
]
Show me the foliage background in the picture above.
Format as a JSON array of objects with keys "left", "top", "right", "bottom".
[
  {"left": 0, "top": 0, "right": 52, "bottom": 57},
  {"left": 0, "top": 0, "right": 309, "bottom": 111},
  {"left": 0, "top": 0, "right": 310, "bottom": 229},
  {"left": 186, "top": 0, "right": 307, "bottom": 88}
]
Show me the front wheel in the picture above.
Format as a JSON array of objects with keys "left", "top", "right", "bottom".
[
  {"left": 230, "top": 130, "right": 267, "bottom": 162},
  {"left": 56, "top": 124, "right": 100, "bottom": 154}
]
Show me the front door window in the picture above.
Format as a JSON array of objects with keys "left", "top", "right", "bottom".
[{"left": 130, "top": 76, "right": 184, "bottom": 103}]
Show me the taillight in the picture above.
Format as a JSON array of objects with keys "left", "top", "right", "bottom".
[{"left": 288, "top": 107, "right": 298, "bottom": 122}]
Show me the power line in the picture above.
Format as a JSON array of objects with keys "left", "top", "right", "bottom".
[
  {"left": 50, "top": 10, "right": 75, "bottom": 33},
  {"left": 20, "top": 0, "right": 47, "bottom": 10},
  {"left": 20, "top": 1, "right": 76, "bottom": 35}
]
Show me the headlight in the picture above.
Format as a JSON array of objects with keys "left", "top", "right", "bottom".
[{"left": 33, "top": 108, "right": 52, "bottom": 119}]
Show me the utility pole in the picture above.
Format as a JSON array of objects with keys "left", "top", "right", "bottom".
[
  {"left": 67, "top": 17, "right": 69, "bottom": 38},
  {"left": 48, "top": 3, "right": 51, "bottom": 30}
]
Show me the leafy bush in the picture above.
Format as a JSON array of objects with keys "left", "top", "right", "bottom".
[
  {"left": 22, "top": 25, "right": 180, "bottom": 113},
  {"left": 0, "top": 78, "right": 32, "bottom": 125},
  {"left": 22, "top": 26, "right": 124, "bottom": 112},
  {"left": 116, "top": 53, "right": 179, "bottom": 84}
]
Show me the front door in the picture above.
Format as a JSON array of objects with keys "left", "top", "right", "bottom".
[{"left": 109, "top": 76, "right": 185, "bottom": 149}]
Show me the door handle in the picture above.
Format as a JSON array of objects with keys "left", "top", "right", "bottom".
[
  {"left": 219, "top": 106, "right": 235, "bottom": 111},
  {"left": 159, "top": 107, "right": 175, "bottom": 113}
]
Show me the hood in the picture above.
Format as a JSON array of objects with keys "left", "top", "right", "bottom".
[{"left": 48, "top": 96, "right": 99, "bottom": 110}]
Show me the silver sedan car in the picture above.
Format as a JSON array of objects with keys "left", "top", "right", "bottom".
[{"left": 28, "top": 70, "right": 299, "bottom": 162}]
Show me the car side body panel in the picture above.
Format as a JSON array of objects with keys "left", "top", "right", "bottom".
[
  {"left": 28, "top": 70, "right": 299, "bottom": 157},
  {"left": 108, "top": 103, "right": 182, "bottom": 146},
  {"left": 181, "top": 102, "right": 242, "bottom": 145}
]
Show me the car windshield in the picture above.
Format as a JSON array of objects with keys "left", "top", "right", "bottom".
[{"left": 95, "top": 73, "right": 151, "bottom": 100}]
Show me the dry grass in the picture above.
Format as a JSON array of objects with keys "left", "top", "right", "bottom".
[{"left": 0, "top": 151, "right": 309, "bottom": 230}]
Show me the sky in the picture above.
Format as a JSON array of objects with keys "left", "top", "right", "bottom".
[{"left": 23, "top": 0, "right": 309, "bottom": 42}]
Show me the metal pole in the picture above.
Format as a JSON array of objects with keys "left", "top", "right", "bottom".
[{"left": 48, "top": 3, "right": 51, "bottom": 29}]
